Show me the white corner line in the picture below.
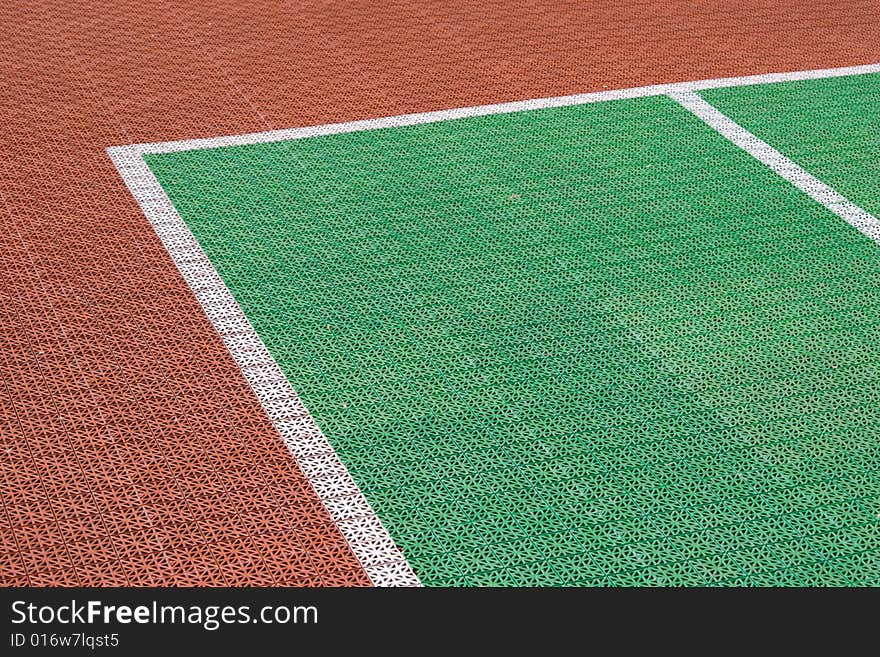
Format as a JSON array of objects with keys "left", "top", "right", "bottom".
[
  {"left": 669, "top": 90, "right": 880, "bottom": 244},
  {"left": 106, "top": 147, "right": 421, "bottom": 587},
  {"left": 110, "top": 62, "right": 880, "bottom": 156}
]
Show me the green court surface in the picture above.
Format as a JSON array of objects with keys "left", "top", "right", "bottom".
[
  {"left": 701, "top": 73, "right": 880, "bottom": 218},
  {"left": 146, "top": 88, "right": 880, "bottom": 586}
]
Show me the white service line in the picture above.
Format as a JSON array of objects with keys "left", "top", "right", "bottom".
[
  {"left": 122, "top": 62, "right": 880, "bottom": 155},
  {"left": 107, "top": 146, "right": 421, "bottom": 587},
  {"left": 669, "top": 90, "right": 880, "bottom": 244}
]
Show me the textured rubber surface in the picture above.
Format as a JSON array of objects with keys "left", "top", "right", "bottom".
[
  {"left": 2, "top": 0, "right": 880, "bottom": 586},
  {"left": 700, "top": 73, "right": 880, "bottom": 218},
  {"left": 147, "top": 94, "right": 880, "bottom": 586}
]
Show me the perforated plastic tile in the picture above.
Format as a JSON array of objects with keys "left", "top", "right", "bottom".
[
  {"left": 146, "top": 93, "right": 880, "bottom": 586},
  {"left": 4, "top": 0, "right": 880, "bottom": 587}
]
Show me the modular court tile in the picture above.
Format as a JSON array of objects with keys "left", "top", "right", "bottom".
[
  {"left": 145, "top": 92, "right": 880, "bottom": 585},
  {"left": 2, "top": 1, "right": 880, "bottom": 586}
]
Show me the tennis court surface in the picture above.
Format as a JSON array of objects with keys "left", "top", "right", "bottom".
[{"left": 3, "top": 2, "right": 880, "bottom": 587}]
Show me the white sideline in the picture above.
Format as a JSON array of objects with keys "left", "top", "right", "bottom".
[
  {"left": 107, "top": 147, "right": 421, "bottom": 587},
  {"left": 669, "top": 90, "right": 880, "bottom": 244},
  {"left": 118, "top": 63, "right": 880, "bottom": 155},
  {"left": 108, "top": 62, "right": 880, "bottom": 587}
]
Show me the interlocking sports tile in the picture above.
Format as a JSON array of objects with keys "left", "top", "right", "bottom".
[
  {"left": 145, "top": 92, "right": 880, "bottom": 585},
  {"left": 3, "top": 0, "right": 879, "bottom": 586}
]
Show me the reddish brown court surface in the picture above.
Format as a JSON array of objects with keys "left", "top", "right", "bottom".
[{"left": 1, "top": 1, "right": 879, "bottom": 586}]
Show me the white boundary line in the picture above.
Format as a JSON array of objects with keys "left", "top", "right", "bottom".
[
  {"left": 108, "top": 63, "right": 879, "bottom": 587},
  {"left": 107, "top": 147, "right": 421, "bottom": 587},
  {"left": 121, "top": 63, "right": 880, "bottom": 155},
  {"left": 670, "top": 91, "right": 880, "bottom": 244}
]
